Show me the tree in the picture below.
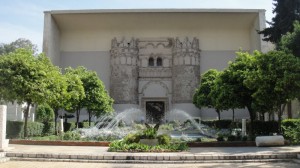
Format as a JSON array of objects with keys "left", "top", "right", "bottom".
[
  {"left": 278, "top": 21, "right": 300, "bottom": 57},
  {"left": 220, "top": 51, "right": 259, "bottom": 137},
  {"left": 64, "top": 67, "right": 85, "bottom": 128},
  {"left": 64, "top": 66, "right": 113, "bottom": 127},
  {"left": 244, "top": 50, "right": 300, "bottom": 132},
  {"left": 211, "top": 71, "right": 244, "bottom": 121},
  {"left": 259, "top": 0, "right": 300, "bottom": 44},
  {"left": 0, "top": 49, "right": 56, "bottom": 137},
  {"left": 193, "top": 69, "right": 222, "bottom": 120},
  {"left": 41, "top": 60, "right": 68, "bottom": 134},
  {"left": 0, "top": 38, "right": 38, "bottom": 55},
  {"left": 82, "top": 70, "right": 113, "bottom": 126}
]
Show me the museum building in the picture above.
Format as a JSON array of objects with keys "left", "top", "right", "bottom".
[{"left": 39, "top": 9, "right": 272, "bottom": 122}]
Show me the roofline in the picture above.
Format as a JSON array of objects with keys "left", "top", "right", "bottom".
[{"left": 44, "top": 8, "right": 265, "bottom": 14}]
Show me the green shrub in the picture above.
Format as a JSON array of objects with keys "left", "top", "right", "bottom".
[
  {"left": 157, "top": 134, "right": 171, "bottom": 145},
  {"left": 140, "top": 128, "right": 157, "bottom": 139},
  {"left": 7, "top": 121, "right": 45, "bottom": 138},
  {"left": 64, "top": 122, "right": 76, "bottom": 132},
  {"left": 227, "top": 135, "right": 236, "bottom": 141},
  {"left": 63, "top": 131, "right": 81, "bottom": 141},
  {"left": 249, "top": 120, "right": 279, "bottom": 136},
  {"left": 108, "top": 140, "right": 188, "bottom": 152},
  {"left": 215, "top": 120, "right": 232, "bottom": 129},
  {"left": 282, "top": 119, "right": 300, "bottom": 144},
  {"left": 6, "top": 121, "right": 24, "bottom": 139},
  {"left": 36, "top": 104, "right": 54, "bottom": 123},
  {"left": 22, "top": 122, "right": 44, "bottom": 137},
  {"left": 124, "top": 133, "right": 140, "bottom": 144},
  {"left": 42, "top": 122, "right": 55, "bottom": 136},
  {"left": 78, "top": 122, "right": 94, "bottom": 128},
  {"left": 217, "top": 135, "right": 224, "bottom": 142}
]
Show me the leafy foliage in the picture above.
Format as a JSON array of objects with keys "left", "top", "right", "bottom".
[
  {"left": 0, "top": 38, "right": 38, "bottom": 55},
  {"left": 108, "top": 140, "right": 188, "bottom": 152},
  {"left": 36, "top": 104, "right": 55, "bottom": 123},
  {"left": 259, "top": 0, "right": 300, "bottom": 44},
  {"left": 193, "top": 69, "right": 221, "bottom": 118},
  {"left": 0, "top": 49, "right": 61, "bottom": 137},
  {"left": 278, "top": 21, "right": 300, "bottom": 57},
  {"left": 63, "top": 131, "right": 81, "bottom": 141},
  {"left": 64, "top": 66, "right": 113, "bottom": 128},
  {"left": 281, "top": 119, "right": 300, "bottom": 144}
]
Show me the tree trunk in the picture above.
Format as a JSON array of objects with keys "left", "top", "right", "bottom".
[
  {"left": 24, "top": 102, "right": 31, "bottom": 138},
  {"left": 76, "top": 108, "right": 80, "bottom": 129},
  {"left": 278, "top": 104, "right": 286, "bottom": 134},
  {"left": 88, "top": 110, "right": 91, "bottom": 127},
  {"left": 232, "top": 108, "right": 235, "bottom": 121},
  {"left": 287, "top": 101, "right": 292, "bottom": 118},
  {"left": 246, "top": 106, "right": 256, "bottom": 139},
  {"left": 54, "top": 109, "right": 59, "bottom": 135},
  {"left": 216, "top": 110, "right": 221, "bottom": 121}
]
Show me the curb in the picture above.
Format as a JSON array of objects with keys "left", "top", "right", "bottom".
[
  {"left": 9, "top": 157, "right": 293, "bottom": 164},
  {"left": 6, "top": 152, "right": 299, "bottom": 162}
]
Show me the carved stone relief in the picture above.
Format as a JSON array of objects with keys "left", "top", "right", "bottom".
[{"left": 110, "top": 37, "right": 200, "bottom": 105}]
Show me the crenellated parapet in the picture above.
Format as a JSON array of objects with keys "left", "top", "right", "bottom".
[
  {"left": 172, "top": 37, "right": 200, "bottom": 103},
  {"left": 172, "top": 37, "right": 200, "bottom": 66},
  {"left": 110, "top": 37, "right": 139, "bottom": 66}
]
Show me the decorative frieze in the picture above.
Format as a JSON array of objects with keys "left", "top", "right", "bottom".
[{"left": 110, "top": 37, "right": 200, "bottom": 104}]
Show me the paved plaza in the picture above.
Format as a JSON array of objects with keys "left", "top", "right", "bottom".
[
  {"left": 0, "top": 161, "right": 299, "bottom": 168},
  {"left": 1, "top": 144, "right": 300, "bottom": 166}
]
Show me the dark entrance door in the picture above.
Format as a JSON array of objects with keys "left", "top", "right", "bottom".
[{"left": 146, "top": 101, "right": 164, "bottom": 123}]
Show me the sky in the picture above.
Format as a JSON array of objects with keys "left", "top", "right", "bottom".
[{"left": 0, "top": 0, "right": 275, "bottom": 52}]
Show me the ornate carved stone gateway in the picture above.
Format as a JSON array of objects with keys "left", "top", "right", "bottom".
[{"left": 110, "top": 37, "right": 200, "bottom": 115}]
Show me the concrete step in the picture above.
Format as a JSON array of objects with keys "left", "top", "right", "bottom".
[
  {"left": 8, "top": 157, "right": 293, "bottom": 163},
  {"left": 0, "top": 152, "right": 10, "bottom": 163},
  {"left": 5, "top": 152, "right": 299, "bottom": 163}
]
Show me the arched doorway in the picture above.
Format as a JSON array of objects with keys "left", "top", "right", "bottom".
[{"left": 146, "top": 101, "right": 165, "bottom": 123}]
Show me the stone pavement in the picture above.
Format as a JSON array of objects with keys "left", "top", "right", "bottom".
[
  {"left": 1, "top": 161, "right": 300, "bottom": 168},
  {"left": 2, "top": 144, "right": 300, "bottom": 163}
]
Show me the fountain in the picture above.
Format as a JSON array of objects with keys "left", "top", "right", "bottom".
[{"left": 78, "top": 108, "right": 216, "bottom": 141}]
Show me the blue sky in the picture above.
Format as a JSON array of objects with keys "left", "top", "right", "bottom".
[{"left": 0, "top": 0, "right": 274, "bottom": 52}]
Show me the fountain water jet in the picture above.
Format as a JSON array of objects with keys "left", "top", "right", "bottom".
[{"left": 79, "top": 108, "right": 216, "bottom": 140}]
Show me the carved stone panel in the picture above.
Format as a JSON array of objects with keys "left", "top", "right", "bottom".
[{"left": 172, "top": 65, "right": 200, "bottom": 103}]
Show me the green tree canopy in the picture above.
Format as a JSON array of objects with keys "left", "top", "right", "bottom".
[
  {"left": 259, "top": 0, "right": 300, "bottom": 44},
  {"left": 64, "top": 67, "right": 85, "bottom": 128},
  {"left": 81, "top": 69, "right": 113, "bottom": 126},
  {"left": 244, "top": 50, "right": 300, "bottom": 132},
  {"left": 0, "top": 38, "right": 37, "bottom": 55},
  {"left": 278, "top": 21, "right": 300, "bottom": 57},
  {"left": 64, "top": 66, "right": 113, "bottom": 127},
  {"left": 0, "top": 49, "right": 58, "bottom": 137},
  {"left": 193, "top": 69, "right": 221, "bottom": 119}
]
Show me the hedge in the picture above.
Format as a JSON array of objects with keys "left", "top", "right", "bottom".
[
  {"left": 63, "top": 122, "right": 76, "bottom": 132},
  {"left": 201, "top": 120, "right": 279, "bottom": 136},
  {"left": 281, "top": 119, "right": 300, "bottom": 144},
  {"left": 42, "top": 122, "right": 55, "bottom": 136},
  {"left": 6, "top": 121, "right": 44, "bottom": 139}
]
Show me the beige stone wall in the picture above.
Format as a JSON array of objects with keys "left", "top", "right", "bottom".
[{"left": 43, "top": 10, "right": 266, "bottom": 120}]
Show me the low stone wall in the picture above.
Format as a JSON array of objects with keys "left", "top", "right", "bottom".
[
  {"left": 10, "top": 139, "right": 258, "bottom": 147},
  {"left": 255, "top": 136, "right": 285, "bottom": 147},
  {"left": 9, "top": 139, "right": 110, "bottom": 146}
]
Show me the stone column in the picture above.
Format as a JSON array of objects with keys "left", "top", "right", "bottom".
[{"left": 0, "top": 105, "right": 9, "bottom": 151}]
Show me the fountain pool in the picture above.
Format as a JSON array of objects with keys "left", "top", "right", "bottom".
[{"left": 78, "top": 108, "right": 217, "bottom": 141}]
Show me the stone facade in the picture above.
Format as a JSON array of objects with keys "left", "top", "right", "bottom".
[{"left": 110, "top": 37, "right": 200, "bottom": 112}]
